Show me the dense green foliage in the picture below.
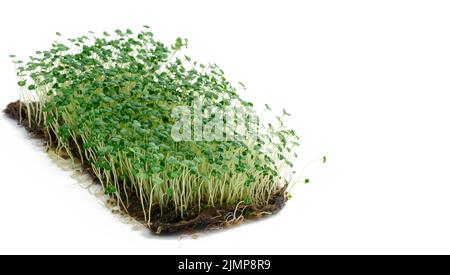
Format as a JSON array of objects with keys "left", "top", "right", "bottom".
[{"left": 12, "top": 27, "right": 302, "bottom": 222}]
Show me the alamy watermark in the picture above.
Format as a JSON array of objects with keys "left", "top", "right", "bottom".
[{"left": 171, "top": 96, "right": 260, "bottom": 142}]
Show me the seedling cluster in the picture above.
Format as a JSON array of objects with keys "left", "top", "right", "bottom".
[{"left": 10, "top": 27, "right": 310, "bottom": 226}]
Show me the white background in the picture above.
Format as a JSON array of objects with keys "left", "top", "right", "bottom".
[{"left": 1, "top": 0, "right": 450, "bottom": 255}]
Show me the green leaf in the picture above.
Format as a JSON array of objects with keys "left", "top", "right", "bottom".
[
  {"left": 244, "top": 179, "right": 252, "bottom": 188},
  {"left": 136, "top": 172, "right": 149, "bottom": 180},
  {"left": 175, "top": 37, "right": 183, "bottom": 50},
  {"left": 304, "top": 179, "right": 310, "bottom": 184},
  {"left": 168, "top": 171, "right": 181, "bottom": 179},
  {"left": 28, "top": 85, "right": 36, "bottom": 91},
  {"left": 104, "top": 184, "right": 117, "bottom": 195},
  {"left": 56, "top": 32, "right": 62, "bottom": 36},
  {"left": 83, "top": 141, "right": 93, "bottom": 149},
  {"left": 323, "top": 156, "right": 327, "bottom": 163},
  {"left": 152, "top": 176, "right": 163, "bottom": 185},
  {"left": 151, "top": 165, "right": 162, "bottom": 173},
  {"left": 132, "top": 120, "right": 141, "bottom": 128},
  {"left": 244, "top": 197, "right": 252, "bottom": 205},
  {"left": 167, "top": 188, "right": 174, "bottom": 198},
  {"left": 95, "top": 159, "right": 111, "bottom": 171},
  {"left": 17, "top": 80, "right": 27, "bottom": 87},
  {"left": 45, "top": 115, "right": 55, "bottom": 126}
]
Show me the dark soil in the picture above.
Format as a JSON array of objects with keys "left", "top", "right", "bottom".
[{"left": 4, "top": 101, "right": 288, "bottom": 235}]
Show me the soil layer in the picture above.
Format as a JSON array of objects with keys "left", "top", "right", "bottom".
[{"left": 4, "top": 101, "right": 288, "bottom": 234}]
